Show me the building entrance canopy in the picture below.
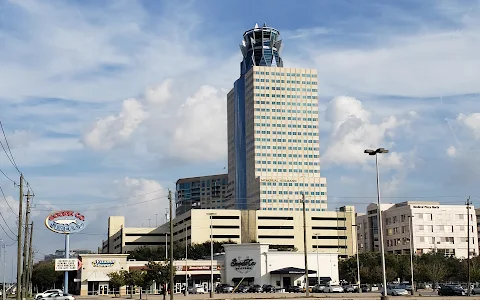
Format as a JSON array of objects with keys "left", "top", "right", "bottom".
[{"left": 270, "top": 267, "right": 316, "bottom": 275}]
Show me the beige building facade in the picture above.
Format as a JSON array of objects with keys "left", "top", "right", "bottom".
[
  {"left": 101, "top": 207, "right": 356, "bottom": 258},
  {"left": 77, "top": 254, "right": 222, "bottom": 296},
  {"left": 357, "top": 201, "right": 478, "bottom": 258},
  {"left": 226, "top": 66, "right": 327, "bottom": 212}
]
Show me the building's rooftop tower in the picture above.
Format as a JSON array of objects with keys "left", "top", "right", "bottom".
[{"left": 239, "top": 23, "right": 284, "bottom": 75}]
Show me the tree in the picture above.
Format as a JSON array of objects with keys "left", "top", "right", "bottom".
[
  {"left": 31, "top": 261, "right": 63, "bottom": 292},
  {"left": 144, "top": 261, "right": 175, "bottom": 300},
  {"left": 107, "top": 271, "right": 125, "bottom": 297},
  {"left": 128, "top": 240, "right": 237, "bottom": 261},
  {"left": 134, "top": 272, "right": 152, "bottom": 300},
  {"left": 120, "top": 270, "right": 143, "bottom": 298}
]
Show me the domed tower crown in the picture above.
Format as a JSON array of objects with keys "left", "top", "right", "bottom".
[{"left": 239, "top": 23, "right": 284, "bottom": 75}]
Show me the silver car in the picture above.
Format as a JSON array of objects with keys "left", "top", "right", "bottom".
[
  {"left": 39, "top": 293, "right": 75, "bottom": 300},
  {"left": 35, "top": 289, "right": 63, "bottom": 300}
]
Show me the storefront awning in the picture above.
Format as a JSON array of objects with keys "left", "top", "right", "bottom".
[
  {"left": 320, "top": 277, "right": 332, "bottom": 282},
  {"left": 270, "top": 267, "right": 316, "bottom": 275}
]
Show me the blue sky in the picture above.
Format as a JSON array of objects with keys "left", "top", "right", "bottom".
[{"left": 0, "top": 0, "right": 480, "bottom": 278}]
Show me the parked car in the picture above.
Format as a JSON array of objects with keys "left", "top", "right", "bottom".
[
  {"left": 35, "top": 290, "right": 63, "bottom": 300},
  {"left": 216, "top": 284, "right": 233, "bottom": 293},
  {"left": 385, "top": 285, "right": 409, "bottom": 296},
  {"left": 248, "top": 285, "right": 263, "bottom": 293},
  {"left": 234, "top": 285, "right": 249, "bottom": 293},
  {"left": 262, "top": 285, "right": 275, "bottom": 292},
  {"left": 343, "top": 285, "right": 356, "bottom": 293},
  {"left": 38, "top": 293, "right": 75, "bottom": 300},
  {"left": 312, "top": 284, "right": 326, "bottom": 293},
  {"left": 471, "top": 286, "right": 480, "bottom": 295},
  {"left": 360, "top": 284, "right": 370, "bottom": 292},
  {"left": 286, "top": 286, "right": 302, "bottom": 293},
  {"left": 397, "top": 283, "right": 412, "bottom": 291},
  {"left": 324, "top": 285, "right": 344, "bottom": 293},
  {"left": 438, "top": 285, "right": 465, "bottom": 296}
]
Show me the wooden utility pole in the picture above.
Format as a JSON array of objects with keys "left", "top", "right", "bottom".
[
  {"left": 302, "top": 193, "right": 309, "bottom": 297},
  {"left": 26, "top": 222, "right": 34, "bottom": 296},
  {"left": 16, "top": 174, "right": 24, "bottom": 300},
  {"left": 21, "top": 191, "right": 31, "bottom": 300},
  {"left": 168, "top": 190, "right": 174, "bottom": 300}
]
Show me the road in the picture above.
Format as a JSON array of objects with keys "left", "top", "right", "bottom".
[{"left": 75, "top": 290, "right": 480, "bottom": 300}]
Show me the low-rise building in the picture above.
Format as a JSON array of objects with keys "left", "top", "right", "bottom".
[
  {"left": 78, "top": 243, "right": 339, "bottom": 296},
  {"left": 101, "top": 206, "right": 356, "bottom": 258},
  {"left": 357, "top": 201, "right": 478, "bottom": 258}
]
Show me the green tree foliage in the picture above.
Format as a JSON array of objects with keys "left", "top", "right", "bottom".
[
  {"left": 339, "top": 251, "right": 476, "bottom": 284},
  {"left": 119, "top": 270, "right": 143, "bottom": 298},
  {"left": 128, "top": 240, "right": 237, "bottom": 261},
  {"left": 31, "top": 261, "right": 63, "bottom": 292},
  {"left": 107, "top": 271, "right": 125, "bottom": 297}
]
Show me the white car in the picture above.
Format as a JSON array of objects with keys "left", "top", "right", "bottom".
[
  {"left": 39, "top": 293, "right": 75, "bottom": 300},
  {"left": 324, "top": 285, "right": 344, "bottom": 293},
  {"left": 35, "top": 289, "right": 63, "bottom": 300},
  {"left": 386, "top": 286, "right": 409, "bottom": 296}
]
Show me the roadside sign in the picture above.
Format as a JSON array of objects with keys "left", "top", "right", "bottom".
[{"left": 55, "top": 259, "right": 79, "bottom": 271}]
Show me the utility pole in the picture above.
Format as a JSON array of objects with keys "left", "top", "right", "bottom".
[
  {"left": 16, "top": 174, "right": 24, "bottom": 300},
  {"left": 302, "top": 193, "right": 309, "bottom": 297},
  {"left": 26, "top": 223, "right": 33, "bottom": 296},
  {"left": 467, "top": 196, "right": 471, "bottom": 296},
  {"left": 21, "top": 191, "right": 31, "bottom": 300},
  {"left": 168, "top": 190, "right": 174, "bottom": 300}
]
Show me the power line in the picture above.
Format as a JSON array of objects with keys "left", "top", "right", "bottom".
[
  {"left": 0, "top": 120, "right": 20, "bottom": 173},
  {"left": 33, "top": 187, "right": 169, "bottom": 206},
  {"left": 0, "top": 169, "right": 15, "bottom": 184},
  {"left": 0, "top": 184, "right": 17, "bottom": 216},
  {"left": 33, "top": 194, "right": 170, "bottom": 212}
]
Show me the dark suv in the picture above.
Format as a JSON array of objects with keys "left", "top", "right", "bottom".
[{"left": 438, "top": 285, "right": 465, "bottom": 296}]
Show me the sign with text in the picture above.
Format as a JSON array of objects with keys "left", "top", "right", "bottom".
[
  {"left": 230, "top": 257, "right": 256, "bottom": 274},
  {"left": 92, "top": 260, "right": 115, "bottom": 267},
  {"left": 45, "top": 210, "right": 87, "bottom": 234},
  {"left": 55, "top": 259, "right": 79, "bottom": 271}
]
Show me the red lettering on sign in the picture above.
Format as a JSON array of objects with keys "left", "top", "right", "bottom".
[{"left": 48, "top": 211, "right": 85, "bottom": 221}]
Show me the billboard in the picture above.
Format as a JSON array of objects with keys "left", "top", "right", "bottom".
[
  {"left": 45, "top": 210, "right": 87, "bottom": 234},
  {"left": 55, "top": 259, "right": 80, "bottom": 271}
]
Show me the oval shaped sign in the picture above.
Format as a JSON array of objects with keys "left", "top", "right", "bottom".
[{"left": 45, "top": 210, "right": 87, "bottom": 234}]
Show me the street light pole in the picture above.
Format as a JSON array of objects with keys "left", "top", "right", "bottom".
[
  {"left": 207, "top": 213, "right": 216, "bottom": 298},
  {"left": 352, "top": 225, "right": 361, "bottom": 293},
  {"left": 364, "top": 148, "right": 389, "bottom": 299},
  {"left": 185, "top": 223, "right": 188, "bottom": 295},
  {"left": 408, "top": 216, "right": 415, "bottom": 295},
  {"left": 314, "top": 234, "right": 320, "bottom": 285},
  {"left": 467, "top": 196, "right": 471, "bottom": 296}
]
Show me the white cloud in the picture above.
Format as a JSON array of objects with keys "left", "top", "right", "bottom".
[
  {"left": 0, "top": 1, "right": 212, "bottom": 102},
  {"left": 83, "top": 98, "right": 148, "bottom": 151},
  {"left": 446, "top": 145, "right": 457, "bottom": 157},
  {"left": 113, "top": 177, "right": 168, "bottom": 227},
  {"left": 83, "top": 80, "right": 228, "bottom": 162},
  {"left": 0, "top": 130, "right": 83, "bottom": 168},
  {"left": 457, "top": 113, "right": 480, "bottom": 139},
  {"left": 288, "top": 11, "right": 480, "bottom": 98},
  {"left": 322, "top": 96, "right": 411, "bottom": 170}
]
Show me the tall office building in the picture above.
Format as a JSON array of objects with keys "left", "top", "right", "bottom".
[
  {"left": 226, "top": 23, "right": 327, "bottom": 211},
  {"left": 175, "top": 174, "right": 228, "bottom": 215}
]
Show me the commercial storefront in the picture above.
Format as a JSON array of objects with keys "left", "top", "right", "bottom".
[
  {"left": 76, "top": 254, "right": 222, "bottom": 296},
  {"left": 77, "top": 243, "right": 338, "bottom": 295},
  {"left": 223, "top": 244, "right": 339, "bottom": 289}
]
